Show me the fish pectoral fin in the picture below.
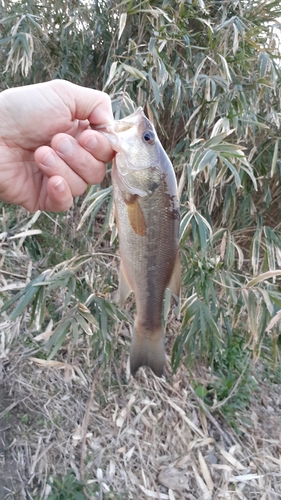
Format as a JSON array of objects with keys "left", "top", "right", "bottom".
[
  {"left": 130, "top": 324, "right": 165, "bottom": 377},
  {"left": 167, "top": 252, "right": 181, "bottom": 318},
  {"left": 124, "top": 194, "right": 147, "bottom": 236},
  {"left": 116, "top": 264, "right": 132, "bottom": 307}
]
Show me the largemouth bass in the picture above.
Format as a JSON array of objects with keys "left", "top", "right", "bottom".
[{"left": 96, "top": 108, "right": 180, "bottom": 376}]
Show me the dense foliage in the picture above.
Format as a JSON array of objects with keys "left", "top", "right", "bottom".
[{"left": 1, "top": 0, "right": 281, "bottom": 375}]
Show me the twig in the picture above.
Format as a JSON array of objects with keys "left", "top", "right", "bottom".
[
  {"left": 80, "top": 367, "right": 101, "bottom": 482},
  {"left": 0, "top": 269, "right": 26, "bottom": 279},
  {"left": 28, "top": 442, "right": 53, "bottom": 483}
]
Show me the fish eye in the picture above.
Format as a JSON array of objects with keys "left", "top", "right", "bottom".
[{"left": 143, "top": 131, "right": 155, "bottom": 145}]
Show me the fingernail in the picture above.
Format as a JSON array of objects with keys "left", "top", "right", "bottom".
[
  {"left": 84, "top": 135, "right": 97, "bottom": 151},
  {"left": 41, "top": 151, "right": 56, "bottom": 168},
  {"left": 54, "top": 179, "right": 65, "bottom": 193},
  {"left": 56, "top": 137, "right": 74, "bottom": 155}
]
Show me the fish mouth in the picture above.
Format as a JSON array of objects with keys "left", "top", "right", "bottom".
[
  {"left": 93, "top": 107, "right": 144, "bottom": 131},
  {"left": 113, "top": 107, "right": 145, "bottom": 132},
  {"left": 91, "top": 107, "right": 146, "bottom": 152}
]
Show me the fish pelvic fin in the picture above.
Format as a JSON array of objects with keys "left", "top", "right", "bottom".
[{"left": 130, "top": 322, "right": 165, "bottom": 377}]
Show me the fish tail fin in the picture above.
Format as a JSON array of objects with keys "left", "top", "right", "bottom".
[{"left": 130, "top": 323, "right": 165, "bottom": 377}]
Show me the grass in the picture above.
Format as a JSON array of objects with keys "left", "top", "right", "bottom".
[
  {"left": 45, "top": 470, "right": 128, "bottom": 500},
  {"left": 46, "top": 471, "right": 86, "bottom": 500}
]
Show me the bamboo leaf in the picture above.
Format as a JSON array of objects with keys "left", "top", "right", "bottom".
[
  {"left": 207, "top": 130, "right": 235, "bottom": 147},
  {"left": 118, "top": 12, "right": 127, "bottom": 40},
  {"left": 72, "top": 320, "right": 79, "bottom": 344},
  {"left": 47, "top": 323, "right": 70, "bottom": 360},
  {"left": 122, "top": 63, "right": 147, "bottom": 80},
  {"left": 251, "top": 227, "right": 262, "bottom": 276},
  {"left": 220, "top": 157, "right": 241, "bottom": 188},
  {"left": 247, "top": 270, "right": 281, "bottom": 288},
  {"left": 266, "top": 310, "right": 281, "bottom": 333},
  {"left": 180, "top": 211, "right": 194, "bottom": 241},
  {"left": 192, "top": 149, "right": 217, "bottom": 175},
  {"left": 76, "top": 314, "right": 93, "bottom": 335},
  {"left": 271, "top": 140, "right": 279, "bottom": 178},
  {"left": 218, "top": 54, "right": 232, "bottom": 82},
  {"left": 9, "top": 275, "right": 47, "bottom": 320},
  {"left": 103, "top": 61, "right": 118, "bottom": 90}
]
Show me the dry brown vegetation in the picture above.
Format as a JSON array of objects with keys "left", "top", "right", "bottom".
[{"left": 1, "top": 322, "right": 281, "bottom": 499}]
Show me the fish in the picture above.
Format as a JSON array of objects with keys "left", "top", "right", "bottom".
[{"left": 95, "top": 107, "right": 180, "bottom": 376}]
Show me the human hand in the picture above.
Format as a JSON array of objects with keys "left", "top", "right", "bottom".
[{"left": 0, "top": 79, "right": 114, "bottom": 212}]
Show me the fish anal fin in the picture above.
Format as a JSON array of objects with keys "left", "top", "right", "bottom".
[
  {"left": 116, "top": 264, "right": 132, "bottom": 307},
  {"left": 130, "top": 323, "right": 165, "bottom": 377},
  {"left": 124, "top": 194, "right": 146, "bottom": 236},
  {"left": 114, "top": 201, "right": 119, "bottom": 233},
  {"left": 167, "top": 252, "right": 181, "bottom": 317}
]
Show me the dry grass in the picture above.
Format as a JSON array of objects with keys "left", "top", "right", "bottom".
[{"left": 1, "top": 314, "right": 281, "bottom": 499}]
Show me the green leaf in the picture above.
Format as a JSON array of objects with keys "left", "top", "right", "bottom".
[
  {"left": 0, "top": 35, "right": 14, "bottom": 45},
  {"left": 259, "top": 289, "right": 274, "bottom": 316},
  {"left": 192, "top": 149, "right": 217, "bottom": 175},
  {"left": 72, "top": 320, "right": 79, "bottom": 344},
  {"left": 9, "top": 274, "right": 47, "bottom": 321},
  {"left": 195, "top": 385, "right": 208, "bottom": 399},
  {"left": 206, "top": 130, "right": 235, "bottom": 148},
  {"left": 122, "top": 63, "right": 147, "bottom": 80},
  {"left": 220, "top": 157, "right": 241, "bottom": 188},
  {"left": 47, "top": 323, "right": 70, "bottom": 360},
  {"left": 76, "top": 314, "right": 93, "bottom": 335}
]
